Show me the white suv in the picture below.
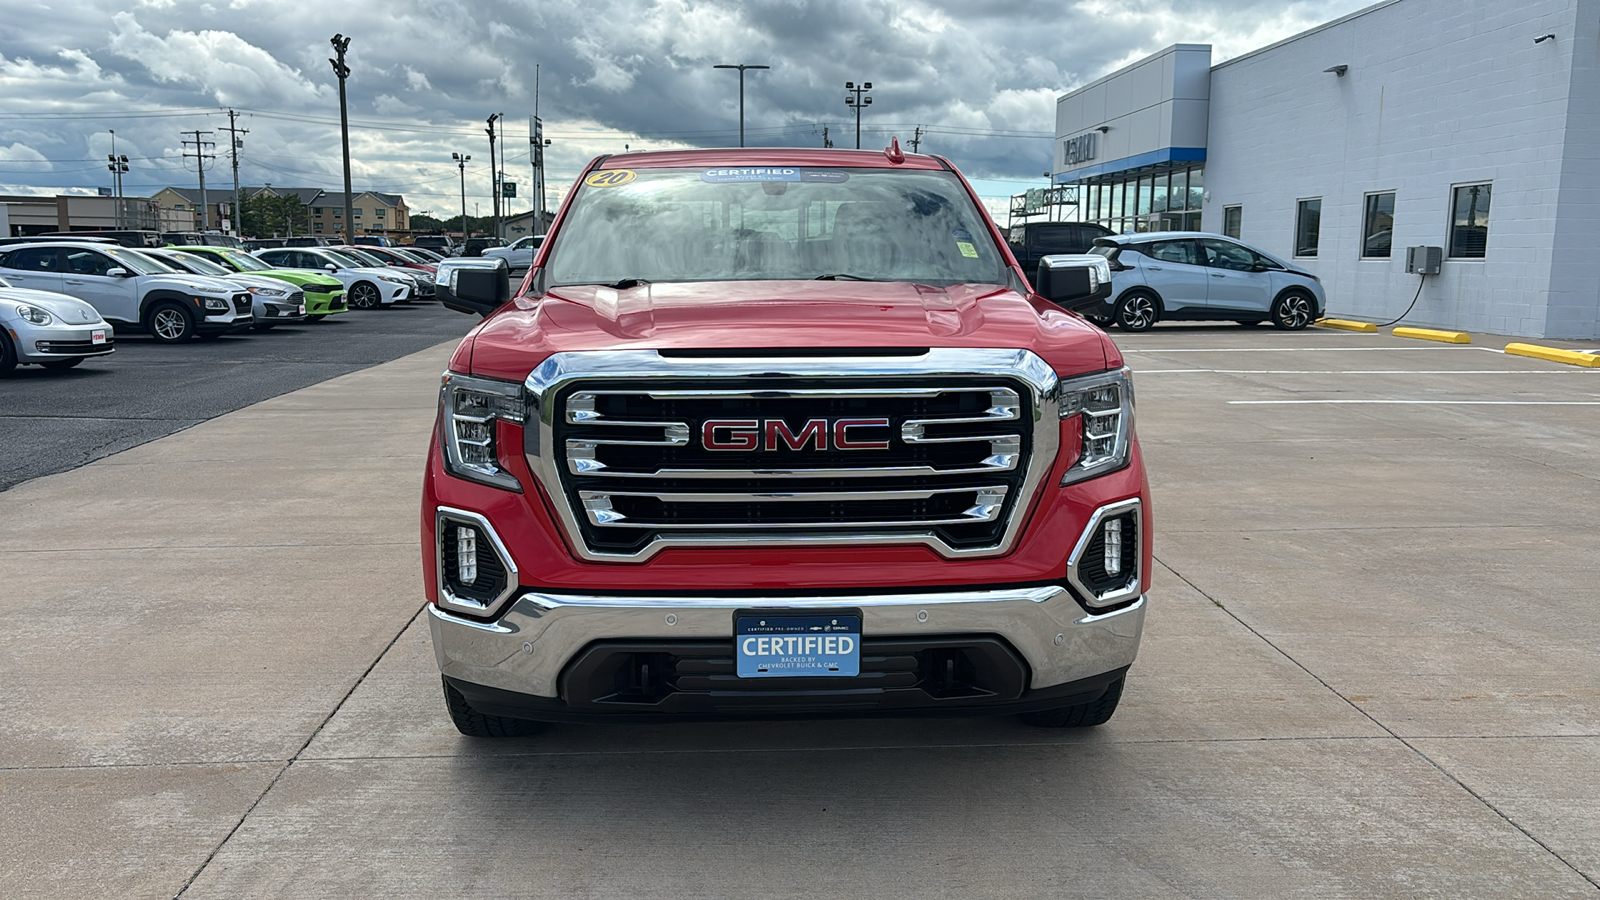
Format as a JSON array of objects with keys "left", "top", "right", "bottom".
[
  {"left": 255, "top": 247, "right": 414, "bottom": 309},
  {"left": 0, "top": 241, "right": 253, "bottom": 342}
]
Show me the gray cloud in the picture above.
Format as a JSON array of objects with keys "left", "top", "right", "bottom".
[{"left": 0, "top": 0, "right": 1369, "bottom": 216}]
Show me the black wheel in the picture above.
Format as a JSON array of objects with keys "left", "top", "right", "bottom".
[
  {"left": 442, "top": 677, "right": 544, "bottom": 738},
  {"left": 1272, "top": 291, "right": 1315, "bottom": 330},
  {"left": 41, "top": 357, "right": 84, "bottom": 370},
  {"left": 0, "top": 330, "right": 16, "bottom": 375},
  {"left": 349, "top": 281, "right": 382, "bottom": 309},
  {"left": 1114, "top": 292, "right": 1159, "bottom": 332},
  {"left": 1019, "top": 675, "right": 1126, "bottom": 728},
  {"left": 146, "top": 301, "right": 195, "bottom": 343}
]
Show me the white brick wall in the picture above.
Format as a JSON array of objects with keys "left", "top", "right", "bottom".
[{"left": 1203, "top": 0, "right": 1596, "bottom": 338}]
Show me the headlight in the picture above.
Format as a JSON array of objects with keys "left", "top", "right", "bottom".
[
  {"left": 247, "top": 285, "right": 289, "bottom": 297},
  {"left": 414, "top": 271, "right": 435, "bottom": 284},
  {"left": 16, "top": 305, "right": 53, "bottom": 325},
  {"left": 200, "top": 297, "right": 229, "bottom": 311},
  {"left": 1060, "top": 366, "right": 1134, "bottom": 485},
  {"left": 440, "top": 372, "right": 525, "bottom": 491},
  {"left": 378, "top": 274, "right": 409, "bottom": 284}
]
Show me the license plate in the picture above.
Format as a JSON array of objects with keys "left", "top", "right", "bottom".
[
  {"left": 735, "top": 611, "right": 861, "bottom": 678},
  {"left": 91, "top": 330, "right": 106, "bottom": 345},
  {"left": 297, "top": 304, "right": 305, "bottom": 316}
]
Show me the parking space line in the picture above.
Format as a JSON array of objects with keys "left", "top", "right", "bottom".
[{"left": 1229, "top": 400, "right": 1600, "bottom": 405}]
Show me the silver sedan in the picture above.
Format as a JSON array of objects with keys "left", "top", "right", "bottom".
[{"left": 0, "top": 276, "right": 114, "bottom": 375}]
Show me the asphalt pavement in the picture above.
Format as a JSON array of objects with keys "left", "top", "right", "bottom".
[
  {"left": 2, "top": 323, "right": 1598, "bottom": 898},
  {"left": 0, "top": 300, "right": 479, "bottom": 492}
]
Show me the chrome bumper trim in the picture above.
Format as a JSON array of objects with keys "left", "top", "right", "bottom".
[{"left": 430, "top": 587, "right": 1144, "bottom": 699}]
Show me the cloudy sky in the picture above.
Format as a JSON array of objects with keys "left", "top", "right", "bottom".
[{"left": 0, "top": 0, "right": 1372, "bottom": 221}]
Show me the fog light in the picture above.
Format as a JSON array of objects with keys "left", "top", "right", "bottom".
[
  {"left": 1104, "top": 518, "right": 1123, "bottom": 576},
  {"left": 457, "top": 526, "right": 478, "bottom": 585}
]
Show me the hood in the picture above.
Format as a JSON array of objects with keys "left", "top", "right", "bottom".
[
  {"left": 464, "top": 280, "right": 1112, "bottom": 382},
  {"left": 0, "top": 286, "right": 105, "bottom": 324},
  {"left": 250, "top": 268, "right": 343, "bottom": 289},
  {"left": 156, "top": 273, "right": 240, "bottom": 294},
  {"left": 354, "top": 266, "right": 413, "bottom": 280},
  {"left": 223, "top": 273, "right": 301, "bottom": 293}
]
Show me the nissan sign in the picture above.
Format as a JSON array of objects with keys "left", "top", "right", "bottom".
[{"left": 1063, "top": 132, "right": 1098, "bottom": 166}]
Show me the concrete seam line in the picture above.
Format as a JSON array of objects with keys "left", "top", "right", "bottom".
[
  {"left": 1155, "top": 556, "right": 1600, "bottom": 890},
  {"left": 1504, "top": 343, "right": 1600, "bottom": 368},
  {"left": 1315, "top": 318, "right": 1379, "bottom": 333},
  {"left": 172, "top": 601, "right": 429, "bottom": 898},
  {"left": 1392, "top": 326, "right": 1471, "bottom": 344}
]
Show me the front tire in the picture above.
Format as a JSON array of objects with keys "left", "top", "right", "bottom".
[
  {"left": 349, "top": 281, "right": 382, "bottom": 310},
  {"left": 0, "top": 330, "right": 16, "bottom": 375},
  {"left": 1019, "top": 675, "right": 1126, "bottom": 728},
  {"left": 442, "top": 678, "right": 544, "bottom": 738},
  {"left": 146, "top": 301, "right": 195, "bottom": 343},
  {"left": 1115, "top": 292, "right": 1159, "bottom": 332},
  {"left": 1272, "top": 291, "right": 1315, "bottom": 330}
]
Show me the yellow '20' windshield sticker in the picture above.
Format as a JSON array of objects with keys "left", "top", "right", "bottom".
[{"left": 585, "top": 170, "right": 637, "bottom": 187}]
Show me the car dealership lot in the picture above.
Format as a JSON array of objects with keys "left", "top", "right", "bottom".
[
  {"left": 0, "top": 301, "right": 480, "bottom": 492},
  {"left": 1, "top": 325, "right": 1597, "bottom": 898}
]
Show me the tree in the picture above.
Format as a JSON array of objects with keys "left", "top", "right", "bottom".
[{"left": 240, "top": 192, "right": 307, "bottom": 238}]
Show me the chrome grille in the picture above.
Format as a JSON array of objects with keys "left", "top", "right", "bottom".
[{"left": 525, "top": 349, "right": 1061, "bottom": 562}]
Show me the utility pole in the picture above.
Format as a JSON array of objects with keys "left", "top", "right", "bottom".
[
  {"left": 107, "top": 129, "right": 128, "bottom": 229},
  {"left": 181, "top": 129, "right": 216, "bottom": 230},
  {"left": 713, "top": 63, "right": 769, "bottom": 147},
  {"left": 844, "top": 81, "right": 873, "bottom": 149},
  {"left": 452, "top": 152, "right": 471, "bottom": 243},
  {"left": 821, "top": 125, "right": 832, "bottom": 148},
  {"left": 329, "top": 34, "right": 354, "bottom": 243},
  {"left": 909, "top": 125, "right": 923, "bottom": 153},
  {"left": 223, "top": 109, "right": 248, "bottom": 235},
  {"left": 486, "top": 113, "right": 502, "bottom": 240}
]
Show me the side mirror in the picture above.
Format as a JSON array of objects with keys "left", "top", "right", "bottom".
[
  {"left": 324, "top": 263, "right": 338, "bottom": 272},
  {"left": 436, "top": 257, "right": 511, "bottom": 317},
  {"left": 1035, "top": 254, "right": 1113, "bottom": 314},
  {"left": 1250, "top": 261, "right": 1271, "bottom": 273},
  {"left": 105, "top": 267, "right": 130, "bottom": 278}
]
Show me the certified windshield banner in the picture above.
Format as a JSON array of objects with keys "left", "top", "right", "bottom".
[{"left": 701, "top": 168, "right": 850, "bottom": 184}]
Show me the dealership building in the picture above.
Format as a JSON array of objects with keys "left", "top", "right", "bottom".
[{"left": 1051, "top": 0, "right": 1600, "bottom": 339}]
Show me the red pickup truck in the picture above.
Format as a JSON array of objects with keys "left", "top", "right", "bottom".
[{"left": 423, "top": 146, "right": 1149, "bottom": 736}]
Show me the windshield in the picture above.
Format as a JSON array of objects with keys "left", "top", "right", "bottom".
[
  {"left": 215, "top": 249, "right": 271, "bottom": 271},
  {"left": 107, "top": 247, "right": 182, "bottom": 276},
  {"left": 164, "top": 251, "right": 232, "bottom": 277},
  {"left": 390, "top": 248, "right": 427, "bottom": 264},
  {"left": 321, "top": 250, "right": 366, "bottom": 268},
  {"left": 543, "top": 167, "right": 1006, "bottom": 287},
  {"left": 339, "top": 248, "right": 385, "bottom": 266}
]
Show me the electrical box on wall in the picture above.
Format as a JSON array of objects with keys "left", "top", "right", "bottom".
[{"left": 1406, "top": 246, "right": 1442, "bottom": 275}]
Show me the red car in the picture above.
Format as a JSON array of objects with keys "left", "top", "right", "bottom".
[{"left": 423, "top": 146, "right": 1147, "bottom": 736}]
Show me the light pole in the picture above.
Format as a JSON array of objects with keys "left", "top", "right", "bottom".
[
  {"left": 713, "top": 63, "right": 769, "bottom": 147},
  {"left": 844, "top": 81, "right": 873, "bottom": 150},
  {"left": 452, "top": 152, "right": 472, "bottom": 244},
  {"left": 329, "top": 34, "right": 354, "bottom": 244},
  {"left": 107, "top": 129, "right": 128, "bottom": 229},
  {"left": 486, "top": 113, "right": 502, "bottom": 241}
]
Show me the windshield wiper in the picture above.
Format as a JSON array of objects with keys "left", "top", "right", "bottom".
[{"left": 813, "top": 273, "right": 874, "bottom": 281}]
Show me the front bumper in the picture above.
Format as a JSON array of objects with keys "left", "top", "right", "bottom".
[
  {"left": 253, "top": 298, "right": 306, "bottom": 322},
  {"left": 13, "top": 320, "right": 115, "bottom": 361},
  {"left": 382, "top": 282, "right": 411, "bottom": 304},
  {"left": 303, "top": 289, "right": 347, "bottom": 316},
  {"left": 431, "top": 585, "right": 1144, "bottom": 719}
]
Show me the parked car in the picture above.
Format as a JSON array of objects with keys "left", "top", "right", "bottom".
[
  {"left": 175, "top": 246, "right": 348, "bottom": 321},
  {"left": 254, "top": 247, "right": 413, "bottom": 309},
  {"left": 1088, "top": 231, "right": 1325, "bottom": 331},
  {"left": 352, "top": 235, "right": 395, "bottom": 247},
  {"left": 481, "top": 234, "right": 543, "bottom": 270},
  {"left": 39, "top": 230, "right": 164, "bottom": 249},
  {"left": 460, "top": 237, "right": 506, "bottom": 257},
  {"left": 411, "top": 235, "right": 456, "bottom": 255},
  {"left": 146, "top": 248, "right": 306, "bottom": 330},
  {"left": 425, "top": 148, "right": 1141, "bottom": 737},
  {"left": 243, "top": 238, "right": 286, "bottom": 251},
  {"left": 161, "top": 232, "right": 243, "bottom": 249},
  {"left": 0, "top": 241, "right": 252, "bottom": 342},
  {"left": 331, "top": 245, "right": 435, "bottom": 299},
  {"left": 0, "top": 275, "right": 114, "bottom": 374},
  {"left": 404, "top": 247, "right": 447, "bottom": 264},
  {"left": 283, "top": 236, "right": 332, "bottom": 248},
  {"left": 1007, "top": 222, "right": 1115, "bottom": 284}
]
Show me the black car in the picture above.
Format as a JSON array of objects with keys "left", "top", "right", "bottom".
[{"left": 1007, "top": 222, "right": 1115, "bottom": 284}]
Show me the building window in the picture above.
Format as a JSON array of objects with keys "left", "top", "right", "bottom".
[
  {"left": 314, "top": 207, "right": 323, "bottom": 217},
  {"left": 1362, "top": 192, "right": 1395, "bottom": 258},
  {"left": 1294, "top": 198, "right": 1321, "bottom": 257},
  {"left": 1449, "top": 183, "right": 1491, "bottom": 259},
  {"left": 1223, "top": 206, "right": 1242, "bottom": 239}
]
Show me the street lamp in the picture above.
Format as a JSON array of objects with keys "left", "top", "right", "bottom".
[
  {"left": 844, "top": 81, "right": 873, "bottom": 150},
  {"left": 452, "top": 152, "right": 472, "bottom": 243},
  {"left": 107, "top": 129, "right": 128, "bottom": 229},
  {"left": 713, "top": 63, "right": 769, "bottom": 147}
]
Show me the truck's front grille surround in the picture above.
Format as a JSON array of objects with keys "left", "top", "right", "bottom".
[{"left": 523, "top": 349, "right": 1061, "bottom": 562}]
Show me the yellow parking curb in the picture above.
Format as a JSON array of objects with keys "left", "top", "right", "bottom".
[
  {"left": 1316, "top": 318, "right": 1378, "bottom": 333},
  {"left": 1504, "top": 343, "right": 1600, "bottom": 368},
  {"left": 1393, "top": 327, "right": 1471, "bottom": 344}
]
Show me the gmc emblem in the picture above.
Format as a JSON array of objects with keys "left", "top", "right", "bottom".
[{"left": 702, "top": 418, "right": 891, "bottom": 451}]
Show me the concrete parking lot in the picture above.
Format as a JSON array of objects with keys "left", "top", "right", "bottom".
[{"left": 1, "top": 324, "right": 1597, "bottom": 898}]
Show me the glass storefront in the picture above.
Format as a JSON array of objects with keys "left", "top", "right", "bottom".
[{"left": 1078, "top": 165, "right": 1204, "bottom": 234}]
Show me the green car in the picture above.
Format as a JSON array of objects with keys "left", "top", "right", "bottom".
[{"left": 173, "top": 246, "right": 349, "bottom": 320}]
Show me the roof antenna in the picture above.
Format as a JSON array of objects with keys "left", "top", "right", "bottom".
[{"left": 885, "top": 137, "right": 905, "bottom": 164}]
